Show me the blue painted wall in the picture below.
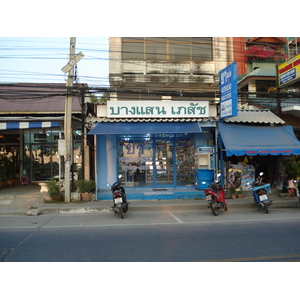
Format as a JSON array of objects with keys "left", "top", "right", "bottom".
[{"left": 95, "top": 129, "right": 215, "bottom": 200}]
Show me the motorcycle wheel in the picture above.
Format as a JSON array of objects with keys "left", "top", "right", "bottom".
[
  {"left": 223, "top": 204, "right": 228, "bottom": 211},
  {"left": 119, "top": 206, "right": 124, "bottom": 219},
  {"left": 265, "top": 204, "right": 269, "bottom": 214},
  {"left": 210, "top": 196, "right": 219, "bottom": 216},
  {"left": 123, "top": 203, "right": 128, "bottom": 213}
]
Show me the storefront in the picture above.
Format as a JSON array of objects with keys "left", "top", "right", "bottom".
[
  {"left": 121, "top": 133, "right": 195, "bottom": 186},
  {"left": 23, "top": 129, "right": 82, "bottom": 182},
  {"left": 0, "top": 120, "right": 82, "bottom": 183},
  {"left": 218, "top": 121, "right": 300, "bottom": 191},
  {"left": 88, "top": 100, "right": 218, "bottom": 200}
]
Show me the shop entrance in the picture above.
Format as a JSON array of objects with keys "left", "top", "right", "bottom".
[
  {"left": 117, "top": 134, "right": 195, "bottom": 188},
  {"left": 27, "top": 144, "right": 59, "bottom": 181},
  {"left": 154, "top": 138, "right": 174, "bottom": 186}
]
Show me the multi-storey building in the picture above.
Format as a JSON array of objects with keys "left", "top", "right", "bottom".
[
  {"left": 88, "top": 37, "right": 235, "bottom": 199},
  {"left": 233, "top": 37, "right": 300, "bottom": 129},
  {"left": 222, "top": 37, "right": 300, "bottom": 190},
  {"left": 87, "top": 37, "right": 300, "bottom": 199}
]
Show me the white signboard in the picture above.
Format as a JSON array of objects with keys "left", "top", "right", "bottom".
[
  {"left": 58, "top": 139, "right": 65, "bottom": 156},
  {"left": 107, "top": 101, "right": 209, "bottom": 118}
]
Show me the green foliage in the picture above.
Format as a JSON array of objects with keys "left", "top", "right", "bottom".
[
  {"left": 229, "top": 187, "right": 236, "bottom": 194},
  {"left": 75, "top": 179, "right": 95, "bottom": 193},
  {"left": 100, "top": 92, "right": 110, "bottom": 104},
  {"left": 90, "top": 94, "right": 99, "bottom": 103},
  {"left": 0, "top": 154, "right": 19, "bottom": 179},
  {"left": 47, "top": 178, "right": 61, "bottom": 196},
  {"left": 286, "top": 155, "right": 300, "bottom": 179},
  {"left": 90, "top": 92, "right": 110, "bottom": 104}
]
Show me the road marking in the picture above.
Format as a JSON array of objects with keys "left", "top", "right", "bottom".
[
  {"left": 201, "top": 253, "right": 300, "bottom": 262},
  {"left": 168, "top": 212, "right": 183, "bottom": 223},
  {"left": 1, "top": 215, "right": 300, "bottom": 230}
]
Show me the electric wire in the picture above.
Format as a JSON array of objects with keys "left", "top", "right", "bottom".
[{"left": 0, "top": 37, "right": 299, "bottom": 93}]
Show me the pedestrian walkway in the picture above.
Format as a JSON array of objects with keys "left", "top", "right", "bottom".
[{"left": 0, "top": 184, "right": 299, "bottom": 216}]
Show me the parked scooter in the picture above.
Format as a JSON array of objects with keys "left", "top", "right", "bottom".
[
  {"left": 204, "top": 173, "right": 228, "bottom": 216},
  {"left": 252, "top": 172, "right": 272, "bottom": 214},
  {"left": 108, "top": 175, "right": 129, "bottom": 219}
]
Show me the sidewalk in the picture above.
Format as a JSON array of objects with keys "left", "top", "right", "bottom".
[{"left": 0, "top": 184, "right": 299, "bottom": 216}]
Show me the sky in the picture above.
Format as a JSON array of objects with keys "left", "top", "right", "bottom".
[
  {"left": 1, "top": 0, "right": 296, "bottom": 89},
  {"left": 0, "top": 37, "right": 109, "bottom": 87}
]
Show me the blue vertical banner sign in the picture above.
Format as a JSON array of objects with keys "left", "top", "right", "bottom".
[{"left": 219, "top": 62, "right": 238, "bottom": 119}]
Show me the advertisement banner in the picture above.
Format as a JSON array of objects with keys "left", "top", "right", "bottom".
[
  {"left": 219, "top": 62, "right": 238, "bottom": 119},
  {"left": 278, "top": 53, "right": 300, "bottom": 87}
]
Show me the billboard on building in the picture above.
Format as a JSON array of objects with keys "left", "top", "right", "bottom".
[
  {"left": 277, "top": 53, "right": 300, "bottom": 88},
  {"left": 219, "top": 62, "right": 238, "bottom": 119}
]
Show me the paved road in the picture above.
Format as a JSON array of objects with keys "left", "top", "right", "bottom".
[{"left": 1, "top": 207, "right": 300, "bottom": 262}]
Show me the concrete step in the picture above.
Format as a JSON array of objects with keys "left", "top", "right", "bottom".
[{"left": 0, "top": 194, "right": 44, "bottom": 201}]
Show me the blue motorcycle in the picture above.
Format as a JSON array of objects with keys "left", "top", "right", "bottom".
[{"left": 252, "top": 183, "right": 272, "bottom": 214}]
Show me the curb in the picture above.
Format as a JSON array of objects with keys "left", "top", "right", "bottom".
[
  {"left": 1, "top": 198, "right": 299, "bottom": 216},
  {"left": 38, "top": 198, "right": 300, "bottom": 215}
]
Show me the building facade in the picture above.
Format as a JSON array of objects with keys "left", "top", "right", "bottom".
[
  {"left": 88, "top": 37, "right": 235, "bottom": 200},
  {"left": 233, "top": 37, "right": 300, "bottom": 135},
  {"left": 0, "top": 83, "right": 87, "bottom": 187},
  {"left": 221, "top": 38, "right": 300, "bottom": 191}
]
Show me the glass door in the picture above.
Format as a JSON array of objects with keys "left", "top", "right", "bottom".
[
  {"left": 30, "top": 144, "right": 58, "bottom": 180},
  {"left": 117, "top": 137, "right": 153, "bottom": 187},
  {"left": 154, "top": 138, "right": 174, "bottom": 186},
  {"left": 176, "top": 137, "right": 195, "bottom": 186},
  {"left": 117, "top": 135, "right": 177, "bottom": 187}
]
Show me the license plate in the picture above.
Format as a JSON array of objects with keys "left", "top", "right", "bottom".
[
  {"left": 259, "top": 194, "right": 268, "bottom": 201},
  {"left": 206, "top": 195, "right": 212, "bottom": 202},
  {"left": 114, "top": 197, "right": 122, "bottom": 204}
]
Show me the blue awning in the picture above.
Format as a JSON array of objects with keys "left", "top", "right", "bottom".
[
  {"left": 0, "top": 121, "right": 60, "bottom": 130},
  {"left": 88, "top": 121, "right": 203, "bottom": 135},
  {"left": 218, "top": 122, "right": 300, "bottom": 156}
]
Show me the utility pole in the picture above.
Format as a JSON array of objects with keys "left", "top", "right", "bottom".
[
  {"left": 61, "top": 38, "right": 84, "bottom": 202},
  {"left": 64, "top": 37, "right": 76, "bottom": 202}
]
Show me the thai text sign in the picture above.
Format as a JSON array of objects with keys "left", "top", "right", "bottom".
[
  {"left": 278, "top": 53, "right": 300, "bottom": 87},
  {"left": 107, "top": 101, "right": 209, "bottom": 118},
  {"left": 219, "top": 62, "right": 238, "bottom": 119}
]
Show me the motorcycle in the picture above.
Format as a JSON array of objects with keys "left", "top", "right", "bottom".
[
  {"left": 108, "top": 175, "right": 129, "bottom": 219},
  {"left": 204, "top": 173, "right": 228, "bottom": 216},
  {"left": 252, "top": 173, "right": 272, "bottom": 213}
]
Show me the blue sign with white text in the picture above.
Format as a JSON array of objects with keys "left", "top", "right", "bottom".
[
  {"left": 279, "top": 68, "right": 296, "bottom": 86},
  {"left": 219, "top": 62, "right": 238, "bottom": 119}
]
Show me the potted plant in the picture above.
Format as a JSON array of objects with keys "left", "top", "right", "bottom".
[
  {"left": 229, "top": 187, "right": 237, "bottom": 199},
  {"left": 286, "top": 155, "right": 300, "bottom": 180},
  {"left": 0, "top": 154, "right": 20, "bottom": 187},
  {"left": 0, "top": 157, "right": 6, "bottom": 189},
  {"left": 47, "top": 178, "right": 63, "bottom": 201},
  {"left": 75, "top": 179, "right": 95, "bottom": 201},
  {"left": 236, "top": 188, "right": 243, "bottom": 198}
]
